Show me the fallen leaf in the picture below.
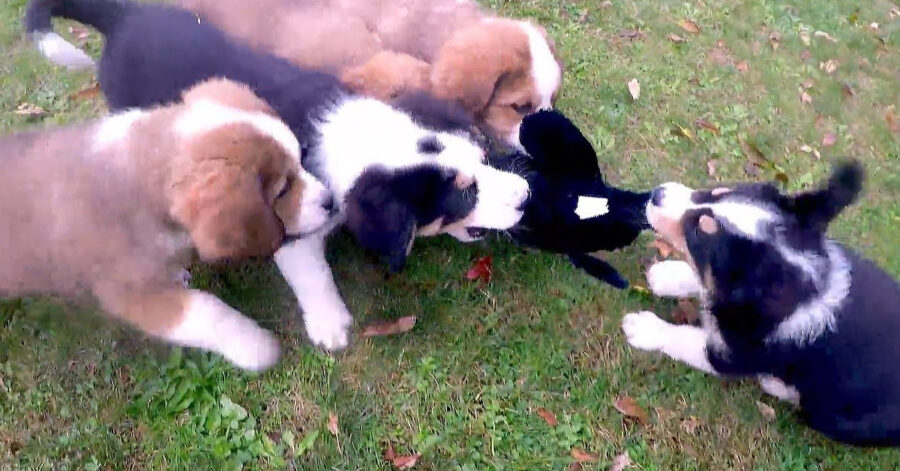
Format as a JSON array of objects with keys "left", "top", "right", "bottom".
[
  {"left": 361, "top": 316, "right": 417, "bottom": 338},
  {"left": 801, "top": 79, "right": 814, "bottom": 90},
  {"left": 800, "top": 50, "right": 811, "bottom": 61},
  {"left": 667, "top": 33, "right": 686, "bottom": 43},
  {"left": 671, "top": 124, "right": 694, "bottom": 141},
  {"left": 756, "top": 400, "right": 777, "bottom": 422},
  {"left": 570, "top": 448, "right": 598, "bottom": 463},
  {"left": 392, "top": 454, "right": 421, "bottom": 470},
  {"left": 814, "top": 30, "right": 838, "bottom": 43},
  {"left": 680, "top": 415, "right": 702, "bottom": 434},
  {"left": 800, "top": 90, "right": 812, "bottom": 104},
  {"left": 465, "top": 256, "right": 493, "bottom": 283},
  {"left": 848, "top": 11, "right": 860, "bottom": 24},
  {"left": 536, "top": 408, "right": 558, "bottom": 427},
  {"left": 769, "top": 31, "right": 781, "bottom": 51},
  {"left": 740, "top": 139, "right": 769, "bottom": 168},
  {"left": 14, "top": 103, "right": 44, "bottom": 116},
  {"left": 70, "top": 82, "right": 101, "bottom": 101},
  {"left": 744, "top": 161, "right": 761, "bottom": 177},
  {"left": 673, "top": 299, "right": 700, "bottom": 325},
  {"left": 885, "top": 107, "right": 900, "bottom": 133},
  {"left": 775, "top": 171, "right": 789, "bottom": 185},
  {"left": 652, "top": 238, "right": 675, "bottom": 258},
  {"left": 627, "top": 79, "right": 640, "bottom": 100},
  {"left": 618, "top": 29, "right": 644, "bottom": 40},
  {"left": 800, "top": 31, "right": 811, "bottom": 46},
  {"left": 822, "top": 132, "right": 837, "bottom": 147},
  {"left": 736, "top": 60, "right": 749, "bottom": 73},
  {"left": 327, "top": 413, "right": 339, "bottom": 436},
  {"left": 820, "top": 59, "right": 839, "bottom": 74},
  {"left": 841, "top": 83, "right": 856, "bottom": 97},
  {"left": 694, "top": 118, "right": 720, "bottom": 134},
  {"left": 799, "top": 144, "right": 822, "bottom": 160},
  {"left": 610, "top": 451, "right": 632, "bottom": 471},
  {"left": 614, "top": 396, "right": 650, "bottom": 425},
  {"left": 678, "top": 19, "right": 701, "bottom": 34},
  {"left": 707, "top": 159, "right": 719, "bottom": 177},
  {"left": 384, "top": 443, "right": 396, "bottom": 461},
  {"left": 568, "top": 463, "right": 583, "bottom": 471}
]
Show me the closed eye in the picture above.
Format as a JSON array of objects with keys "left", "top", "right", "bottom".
[
  {"left": 276, "top": 176, "right": 293, "bottom": 199},
  {"left": 511, "top": 102, "right": 534, "bottom": 115}
]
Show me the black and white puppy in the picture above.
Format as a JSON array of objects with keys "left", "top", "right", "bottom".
[
  {"left": 622, "top": 161, "right": 900, "bottom": 446},
  {"left": 27, "top": 0, "right": 530, "bottom": 351},
  {"left": 490, "top": 110, "right": 651, "bottom": 288}
]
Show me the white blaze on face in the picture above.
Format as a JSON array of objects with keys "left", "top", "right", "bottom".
[{"left": 518, "top": 22, "right": 561, "bottom": 111}]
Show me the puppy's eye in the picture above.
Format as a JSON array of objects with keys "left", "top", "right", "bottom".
[
  {"left": 511, "top": 102, "right": 534, "bottom": 115},
  {"left": 276, "top": 177, "right": 293, "bottom": 199}
]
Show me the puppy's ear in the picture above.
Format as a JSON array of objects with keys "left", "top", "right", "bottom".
[
  {"left": 519, "top": 110, "right": 600, "bottom": 178},
  {"left": 341, "top": 51, "right": 432, "bottom": 101},
  {"left": 345, "top": 168, "right": 418, "bottom": 273},
  {"left": 181, "top": 78, "right": 277, "bottom": 116},
  {"left": 431, "top": 21, "right": 528, "bottom": 115},
  {"left": 172, "top": 165, "right": 284, "bottom": 262},
  {"left": 784, "top": 160, "right": 864, "bottom": 231}
]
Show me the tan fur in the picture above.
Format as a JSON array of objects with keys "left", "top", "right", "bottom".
[
  {"left": 178, "top": 0, "right": 563, "bottom": 142},
  {"left": 0, "top": 79, "right": 302, "bottom": 362}
]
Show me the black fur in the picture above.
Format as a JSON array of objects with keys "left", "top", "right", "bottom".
[{"left": 491, "top": 110, "right": 651, "bottom": 288}]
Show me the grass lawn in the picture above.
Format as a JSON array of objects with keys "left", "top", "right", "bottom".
[{"left": 1, "top": 0, "right": 899, "bottom": 469}]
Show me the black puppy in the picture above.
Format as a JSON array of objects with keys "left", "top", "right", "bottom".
[{"left": 492, "top": 110, "right": 651, "bottom": 288}]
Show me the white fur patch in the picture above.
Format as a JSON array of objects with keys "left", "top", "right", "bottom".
[
  {"left": 166, "top": 291, "right": 281, "bottom": 371},
  {"left": 519, "top": 22, "right": 560, "bottom": 110},
  {"left": 646, "top": 260, "right": 704, "bottom": 298},
  {"left": 574, "top": 196, "right": 609, "bottom": 219},
  {"left": 34, "top": 32, "right": 95, "bottom": 69},
  {"left": 93, "top": 109, "right": 147, "bottom": 151},
  {"left": 758, "top": 375, "right": 801, "bottom": 405},
  {"left": 622, "top": 311, "right": 718, "bottom": 375},
  {"left": 176, "top": 100, "right": 300, "bottom": 162},
  {"left": 767, "top": 242, "right": 850, "bottom": 345},
  {"left": 293, "top": 169, "right": 335, "bottom": 236}
]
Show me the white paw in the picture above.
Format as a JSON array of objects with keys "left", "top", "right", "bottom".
[
  {"left": 305, "top": 310, "right": 352, "bottom": 351},
  {"left": 221, "top": 326, "right": 282, "bottom": 372},
  {"left": 647, "top": 260, "right": 702, "bottom": 298},
  {"left": 621, "top": 311, "right": 672, "bottom": 351}
]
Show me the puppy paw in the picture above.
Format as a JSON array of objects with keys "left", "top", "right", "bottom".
[
  {"left": 647, "top": 260, "right": 702, "bottom": 298},
  {"left": 622, "top": 311, "right": 672, "bottom": 351},
  {"left": 305, "top": 310, "right": 353, "bottom": 351},
  {"left": 223, "top": 326, "right": 282, "bottom": 372}
]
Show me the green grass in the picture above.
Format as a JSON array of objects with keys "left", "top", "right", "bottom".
[{"left": 1, "top": 0, "right": 899, "bottom": 469}]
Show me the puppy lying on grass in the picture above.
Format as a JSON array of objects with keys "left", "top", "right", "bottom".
[{"left": 0, "top": 79, "right": 335, "bottom": 371}]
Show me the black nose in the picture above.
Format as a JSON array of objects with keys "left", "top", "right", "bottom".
[
  {"left": 651, "top": 187, "right": 665, "bottom": 206},
  {"left": 321, "top": 194, "right": 338, "bottom": 216}
]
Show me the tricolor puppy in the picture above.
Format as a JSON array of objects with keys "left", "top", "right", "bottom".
[
  {"left": 26, "top": 0, "right": 530, "bottom": 350},
  {"left": 173, "top": 0, "right": 563, "bottom": 146},
  {"left": 622, "top": 161, "right": 900, "bottom": 446},
  {"left": 0, "top": 79, "right": 334, "bottom": 372}
]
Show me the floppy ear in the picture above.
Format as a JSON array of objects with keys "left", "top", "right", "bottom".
[
  {"left": 430, "top": 22, "right": 527, "bottom": 115},
  {"left": 172, "top": 165, "right": 285, "bottom": 261},
  {"left": 341, "top": 51, "right": 432, "bottom": 101},
  {"left": 518, "top": 110, "right": 601, "bottom": 178},
  {"left": 345, "top": 168, "right": 418, "bottom": 273},
  {"left": 783, "top": 160, "right": 864, "bottom": 231}
]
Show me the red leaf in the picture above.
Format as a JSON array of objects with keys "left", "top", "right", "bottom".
[
  {"left": 361, "top": 316, "right": 417, "bottom": 338},
  {"left": 465, "top": 256, "right": 493, "bottom": 283},
  {"left": 536, "top": 408, "right": 558, "bottom": 427},
  {"left": 327, "top": 413, "right": 339, "bottom": 436},
  {"left": 694, "top": 118, "right": 720, "bottom": 134},
  {"left": 570, "top": 448, "right": 598, "bottom": 463},
  {"left": 392, "top": 454, "right": 421, "bottom": 469},
  {"left": 678, "top": 19, "right": 700, "bottom": 34}
]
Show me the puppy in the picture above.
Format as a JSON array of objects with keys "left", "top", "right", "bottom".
[
  {"left": 0, "top": 79, "right": 334, "bottom": 371},
  {"left": 491, "top": 110, "right": 651, "bottom": 288},
  {"left": 172, "top": 0, "right": 563, "bottom": 146},
  {"left": 621, "top": 161, "right": 900, "bottom": 446},
  {"left": 26, "top": 0, "right": 530, "bottom": 350}
]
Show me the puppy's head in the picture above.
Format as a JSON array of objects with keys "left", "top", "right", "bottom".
[
  {"left": 431, "top": 18, "right": 562, "bottom": 147},
  {"left": 170, "top": 79, "right": 336, "bottom": 261},
  {"left": 648, "top": 162, "right": 863, "bottom": 338}
]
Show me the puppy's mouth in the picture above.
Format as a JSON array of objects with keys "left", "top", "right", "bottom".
[{"left": 466, "top": 227, "right": 488, "bottom": 239}]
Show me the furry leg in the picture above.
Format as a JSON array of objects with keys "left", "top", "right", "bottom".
[
  {"left": 568, "top": 253, "right": 628, "bottom": 289},
  {"left": 621, "top": 311, "right": 718, "bottom": 374},
  {"left": 647, "top": 260, "right": 703, "bottom": 298},
  {"left": 275, "top": 235, "right": 352, "bottom": 350}
]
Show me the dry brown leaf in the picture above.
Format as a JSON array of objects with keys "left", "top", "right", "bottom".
[
  {"left": 667, "top": 33, "right": 686, "bottom": 43},
  {"left": 800, "top": 90, "right": 812, "bottom": 104},
  {"left": 14, "top": 103, "right": 45, "bottom": 116},
  {"left": 678, "top": 19, "right": 701, "bottom": 34},
  {"left": 536, "top": 408, "right": 558, "bottom": 427},
  {"left": 801, "top": 79, "right": 815, "bottom": 90},
  {"left": 673, "top": 299, "right": 700, "bottom": 325},
  {"left": 707, "top": 159, "right": 719, "bottom": 177},
  {"left": 814, "top": 30, "right": 838, "bottom": 43},
  {"left": 392, "top": 454, "right": 421, "bottom": 470},
  {"left": 822, "top": 132, "right": 837, "bottom": 147},
  {"left": 680, "top": 415, "right": 702, "bottom": 434},
  {"left": 695, "top": 118, "right": 720, "bottom": 134},
  {"left": 651, "top": 239, "right": 675, "bottom": 258},
  {"left": 610, "top": 451, "right": 632, "bottom": 471},
  {"left": 800, "top": 50, "right": 811, "bottom": 61},
  {"left": 842, "top": 83, "right": 856, "bottom": 97},
  {"left": 736, "top": 60, "right": 749, "bottom": 73},
  {"left": 570, "top": 448, "right": 598, "bottom": 463},
  {"left": 466, "top": 256, "right": 493, "bottom": 283},
  {"left": 70, "top": 83, "right": 101, "bottom": 101},
  {"left": 614, "top": 396, "right": 650, "bottom": 425},
  {"left": 769, "top": 31, "right": 781, "bottom": 51},
  {"left": 327, "top": 413, "right": 339, "bottom": 436},
  {"left": 885, "top": 106, "right": 900, "bottom": 133},
  {"left": 361, "top": 316, "right": 417, "bottom": 338},
  {"left": 820, "top": 59, "right": 839, "bottom": 74},
  {"left": 627, "top": 79, "right": 640, "bottom": 100},
  {"left": 756, "top": 400, "right": 777, "bottom": 422}
]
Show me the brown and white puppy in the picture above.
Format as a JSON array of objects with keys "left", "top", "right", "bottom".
[
  {"left": 0, "top": 78, "right": 334, "bottom": 371},
  {"left": 178, "top": 0, "right": 563, "bottom": 146}
]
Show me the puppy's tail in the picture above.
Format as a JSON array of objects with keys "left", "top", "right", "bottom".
[{"left": 25, "top": 0, "right": 127, "bottom": 69}]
